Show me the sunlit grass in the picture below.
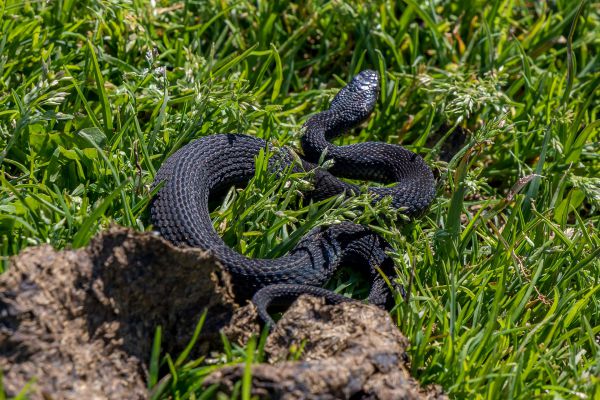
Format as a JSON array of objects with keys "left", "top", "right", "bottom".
[{"left": 1, "top": 0, "right": 599, "bottom": 398}]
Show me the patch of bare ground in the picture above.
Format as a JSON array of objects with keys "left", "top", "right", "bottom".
[
  {"left": 214, "top": 296, "right": 446, "bottom": 400},
  {"left": 0, "top": 227, "right": 235, "bottom": 399},
  {"left": 1, "top": 227, "right": 445, "bottom": 399}
]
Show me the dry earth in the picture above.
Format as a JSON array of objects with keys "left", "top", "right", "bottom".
[{"left": 1, "top": 227, "right": 445, "bottom": 399}]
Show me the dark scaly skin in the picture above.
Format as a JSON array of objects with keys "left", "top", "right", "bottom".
[{"left": 151, "top": 70, "right": 435, "bottom": 325}]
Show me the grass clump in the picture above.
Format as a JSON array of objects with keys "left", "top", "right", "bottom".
[{"left": 1, "top": 0, "right": 599, "bottom": 398}]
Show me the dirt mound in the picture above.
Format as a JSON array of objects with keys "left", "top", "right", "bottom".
[
  {"left": 1, "top": 227, "right": 445, "bottom": 399},
  {"left": 0, "top": 227, "right": 235, "bottom": 399},
  {"left": 210, "top": 296, "right": 446, "bottom": 400}
]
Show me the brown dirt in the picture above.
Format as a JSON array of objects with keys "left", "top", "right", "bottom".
[
  {"left": 0, "top": 226, "right": 236, "bottom": 399},
  {"left": 210, "top": 295, "right": 447, "bottom": 400},
  {"left": 1, "top": 227, "right": 446, "bottom": 399}
]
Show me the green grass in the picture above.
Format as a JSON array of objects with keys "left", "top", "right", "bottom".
[{"left": 1, "top": 0, "right": 599, "bottom": 398}]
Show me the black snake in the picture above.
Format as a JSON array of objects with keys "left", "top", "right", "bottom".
[{"left": 151, "top": 70, "right": 435, "bottom": 325}]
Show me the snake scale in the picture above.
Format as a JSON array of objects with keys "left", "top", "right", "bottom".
[{"left": 151, "top": 70, "right": 435, "bottom": 325}]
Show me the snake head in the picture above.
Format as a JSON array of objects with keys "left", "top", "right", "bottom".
[{"left": 330, "top": 70, "right": 380, "bottom": 122}]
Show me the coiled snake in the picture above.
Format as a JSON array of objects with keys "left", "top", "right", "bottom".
[{"left": 151, "top": 71, "right": 435, "bottom": 325}]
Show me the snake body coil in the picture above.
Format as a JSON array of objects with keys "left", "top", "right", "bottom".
[{"left": 151, "top": 71, "right": 435, "bottom": 324}]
